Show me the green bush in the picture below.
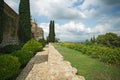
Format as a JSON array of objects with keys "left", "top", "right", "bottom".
[
  {"left": 38, "top": 39, "right": 46, "bottom": 47},
  {"left": 22, "top": 39, "right": 43, "bottom": 53},
  {"left": 60, "top": 42, "right": 120, "bottom": 65},
  {"left": 0, "top": 55, "right": 20, "bottom": 80},
  {"left": 12, "top": 50, "right": 33, "bottom": 66},
  {"left": 0, "top": 44, "right": 23, "bottom": 53}
]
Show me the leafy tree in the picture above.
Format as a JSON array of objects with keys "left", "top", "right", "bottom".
[
  {"left": 85, "top": 39, "right": 92, "bottom": 45},
  {"left": 96, "top": 32, "right": 120, "bottom": 47},
  {"left": 18, "top": 0, "right": 31, "bottom": 43},
  {"left": 0, "top": 0, "right": 4, "bottom": 43},
  {"left": 48, "top": 20, "right": 55, "bottom": 42}
]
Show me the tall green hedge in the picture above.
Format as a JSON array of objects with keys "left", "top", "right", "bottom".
[
  {"left": 18, "top": 0, "right": 31, "bottom": 43},
  {"left": 0, "top": 0, "right": 4, "bottom": 43}
]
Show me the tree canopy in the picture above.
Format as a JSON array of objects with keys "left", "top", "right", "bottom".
[{"left": 96, "top": 32, "right": 120, "bottom": 47}]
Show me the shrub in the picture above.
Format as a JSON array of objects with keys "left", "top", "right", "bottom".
[
  {"left": 22, "top": 39, "right": 43, "bottom": 53},
  {"left": 38, "top": 39, "right": 46, "bottom": 47},
  {"left": 60, "top": 42, "right": 120, "bottom": 65},
  {"left": 0, "top": 44, "right": 23, "bottom": 53},
  {"left": 12, "top": 50, "right": 33, "bottom": 66},
  {"left": 0, "top": 55, "right": 20, "bottom": 80}
]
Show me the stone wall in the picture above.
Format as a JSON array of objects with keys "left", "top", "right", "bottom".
[
  {"left": 31, "top": 21, "right": 44, "bottom": 41},
  {"left": 0, "top": 2, "right": 44, "bottom": 47},
  {"left": 0, "top": 2, "right": 19, "bottom": 47},
  {"left": 48, "top": 44, "right": 85, "bottom": 80}
]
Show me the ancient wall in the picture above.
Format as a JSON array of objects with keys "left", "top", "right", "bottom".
[
  {"left": 31, "top": 21, "right": 44, "bottom": 41},
  {"left": 0, "top": 2, "right": 19, "bottom": 47},
  {"left": 0, "top": 2, "right": 44, "bottom": 47}
]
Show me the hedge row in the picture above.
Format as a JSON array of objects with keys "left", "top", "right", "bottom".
[
  {"left": 60, "top": 42, "right": 120, "bottom": 65},
  {"left": 22, "top": 39, "right": 43, "bottom": 53},
  {"left": 0, "top": 39, "right": 44, "bottom": 80},
  {"left": 0, "top": 55, "right": 20, "bottom": 80}
]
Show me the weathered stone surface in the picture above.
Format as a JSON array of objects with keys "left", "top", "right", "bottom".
[
  {"left": 0, "top": 2, "right": 44, "bottom": 47},
  {"left": 48, "top": 44, "right": 85, "bottom": 80},
  {"left": 0, "top": 2, "right": 19, "bottom": 47},
  {"left": 17, "top": 44, "right": 85, "bottom": 80},
  {"left": 31, "top": 20, "right": 44, "bottom": 41}
]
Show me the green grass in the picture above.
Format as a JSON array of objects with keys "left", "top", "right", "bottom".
[{"left": 53, "top": 44, "right": 120, "bottom": 80}]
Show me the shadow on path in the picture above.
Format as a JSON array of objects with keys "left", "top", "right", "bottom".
[{"left": 16, "top": 50, "right": 48, "bottom": 80}]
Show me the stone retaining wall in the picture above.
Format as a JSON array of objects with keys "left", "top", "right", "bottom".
[
  {"left": 48, "top": 44, "right": 85, "bottom": 80},
  {"left": 16, "top": 44, "right": 85, "bottom": 80}
]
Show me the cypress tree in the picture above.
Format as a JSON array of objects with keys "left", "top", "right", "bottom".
[
  {"left": 48, "top": 20, "right": 55, "bottom": 42},
  {"left": 0, "top": 0, "right": 4, "bottom": 43},
  {"left": 18, "top": 0, "right": 31, "bottom": 43},
  {"left": 52, "top": 20, "right": 55, "bottom": 42},
  {"left": 48, "top": 20, "right": 52, "bottom": 42},
  {"left": 93, "top": 36, "right": 96, "bottom": 43}
]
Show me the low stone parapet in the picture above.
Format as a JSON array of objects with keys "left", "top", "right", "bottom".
[{"left": 48, "top": 44, "right": 85, "bottom": 80}]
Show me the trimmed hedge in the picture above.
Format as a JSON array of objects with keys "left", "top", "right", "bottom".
[
  {"left": 0, "top": 44, "right": 23, "bottom": 53},
  {"left": 22, "top": 39, "right": 43, "bottom": 53},
  {"left": 38, "top": 39, "right": 46, "bottom": 47},
  {"left": 12, "top": 50, "right": 33, "bottom": 66},
  {"left": 0, "top": 55, "right": 20, "bottom": 80}
]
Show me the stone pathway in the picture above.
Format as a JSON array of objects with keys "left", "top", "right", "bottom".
[
  {"left": 16, "top": 44, "right": 85, "bottom": 80},
  {"left": 16, "top": 46, "right": 48, "bottom": 80}
]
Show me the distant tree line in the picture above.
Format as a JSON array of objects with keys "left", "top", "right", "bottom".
[{"left": 85, "top": 32, "right": 120, "bottom": 48}]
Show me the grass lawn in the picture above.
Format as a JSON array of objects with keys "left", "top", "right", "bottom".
[{"left": 53, "top": 44, "right": 120, "bottom": 80}]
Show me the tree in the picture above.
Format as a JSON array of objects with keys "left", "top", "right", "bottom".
[
  {"left": 96, "top": 32, "right": 120, "bottom": 47},
  {"left": 90, "top": 36, "right": 96, "bottom": 43},
  {"left": 18, "top": 0, "right": 31, "bottom": 43},
  {"left": 48, "top": 20, "right": 55, "bottom": 42},
  {"left": 0, "top": 0, "right": 4, "bottom": 43}
]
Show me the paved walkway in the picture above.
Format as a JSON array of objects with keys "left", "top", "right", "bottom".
[{"left": 16, "top": 44, "right": 85, "bottom": 80}]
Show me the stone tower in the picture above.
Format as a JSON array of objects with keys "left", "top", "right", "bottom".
[{"left": 31, "top": 18, "right": 44, "bottom": 41}]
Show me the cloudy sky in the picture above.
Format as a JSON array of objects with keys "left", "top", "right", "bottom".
[{"left": 5, "top": 0, "right": 120, "bottom": 42}]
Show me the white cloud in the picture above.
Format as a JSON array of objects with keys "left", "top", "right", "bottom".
[
  {"left": 80, "top": 0, "right": 99, "bottom": 10},
  {"left": 39, "top": 21, "right": 95, "bottom": 41},
  {"left": 4, "top": 0, "right": 120, "bottom": 41},
  {"left": 30, "top": 0, "right": 86, "bottom": 20},
  {"left": 79, "top": 0, "right": 120, "bottom": 18},
  {"left": 94, "top": 24, "right": 111, "bottom": 34},
  {"left": 39, "top": 20, "right": 119, "bottom": 41}
]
